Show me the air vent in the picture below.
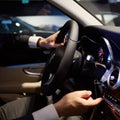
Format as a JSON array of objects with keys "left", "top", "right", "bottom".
[{"left": 108, "top": 67, "right": 120, "bottom": 90}]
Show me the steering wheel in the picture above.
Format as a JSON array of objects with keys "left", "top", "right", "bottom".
[{"left": 41, "top": 20, "right": 79, "bottom": 96}]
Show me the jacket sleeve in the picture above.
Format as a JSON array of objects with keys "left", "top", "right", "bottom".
[{"left": 15, "top": 104, "right": 59, "bottom": 120}]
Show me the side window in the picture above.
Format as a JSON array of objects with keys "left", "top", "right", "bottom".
[
  {"left": 0, "top": 1, "right": 70, "bottom": 36},
  {"left": 18, "top": 1, "right": 70, "bottom": 33}
]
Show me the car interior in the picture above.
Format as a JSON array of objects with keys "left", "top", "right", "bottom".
[{"left": 0, "top": 0, "right": 120, "bottom": 120}]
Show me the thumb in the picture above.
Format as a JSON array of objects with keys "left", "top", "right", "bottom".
[{"left": 85, "top": 97, "right": 103, "bottom": 106}]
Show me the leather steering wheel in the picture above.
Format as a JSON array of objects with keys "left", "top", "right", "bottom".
[{"left": 41, "top": 20, "right": 79, "bottom": 96}]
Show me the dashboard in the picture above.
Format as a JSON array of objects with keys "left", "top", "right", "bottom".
[
  {"left": 81, "top": 35, "right": 111, "bottom": 69},
  {"left": 79, "top": 26, "right": 120, "bottom": 119}
]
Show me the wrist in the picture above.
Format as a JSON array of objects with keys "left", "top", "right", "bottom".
[
  {"left": 54, "top": 102, "right": 63, "bottom": 117},
  {"left": 38, "top": 38, "right": 48, "bottom": 48},
  {"left": 37, "top": 37, "right": 43, "bottom": 47}
]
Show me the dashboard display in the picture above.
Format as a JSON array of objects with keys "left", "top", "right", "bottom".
[
  {"left": 98, "top": 47, "right": 111, "bottom": 69},
  {"left": 107, "top": 54, "right": 111, "bottom": 65},
  {"left": 98, "top": 48, "right": 104, "bottom": 64}
]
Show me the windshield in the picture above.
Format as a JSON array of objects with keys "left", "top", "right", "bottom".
[{"left": 75, "top": 0, "right": 120, "bottom": 26}]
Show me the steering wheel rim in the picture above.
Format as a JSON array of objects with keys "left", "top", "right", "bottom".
[{"left": 41, "top": 20, "right": 79, "bottom": 95}]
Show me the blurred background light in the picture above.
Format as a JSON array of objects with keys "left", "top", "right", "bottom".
[{"left": 21, "top": 0, "right": 29, "bottom": 4}]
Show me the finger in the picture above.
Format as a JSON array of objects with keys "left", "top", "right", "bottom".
[
  {"left": 81, "top": 97, "right": 103, "bottom": 106},
  {"left": 89, "top": 97, "right": 103, "bottom": 106},
  {"left": 51, "top": 44, "right": 62, "bottom": 48}
]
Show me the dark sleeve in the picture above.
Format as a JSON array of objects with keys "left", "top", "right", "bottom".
[
  {"left": 0, "top": 33, "right": 30, "bottom": 48},
  {"left": 15, "top": 34, "right": 30, "bottom": 48},
  {"left": 14, "top": 114, "right": 34, "bottom": 120}
]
